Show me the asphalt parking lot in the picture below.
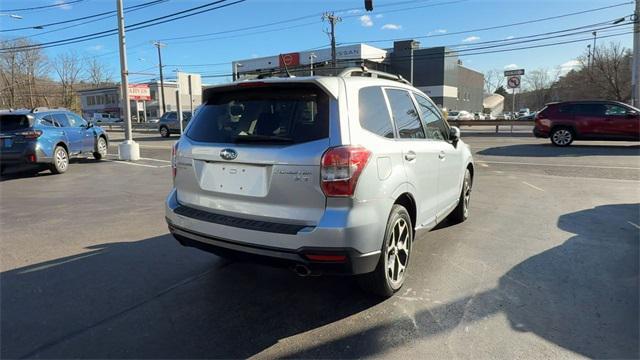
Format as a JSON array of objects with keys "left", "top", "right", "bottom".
[{"left": 1, "top": 128, "right": 638, "bottom": 359}]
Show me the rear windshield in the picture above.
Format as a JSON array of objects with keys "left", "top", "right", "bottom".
[
  {"left": 0, "top": 114, "right": 32, "bottom": 132},
  {"left": 449, "top": 112, "right": 459, "bottom": 116},
  {"left": 186, "top": 84, "right": 329, "bottom": 144}
]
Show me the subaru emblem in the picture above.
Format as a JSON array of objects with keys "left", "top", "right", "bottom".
[{"left": 219, "top": 148, "right": 238, "bottom": 161}]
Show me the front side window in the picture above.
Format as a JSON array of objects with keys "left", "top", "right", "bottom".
[
  {"left": 415, "top": 95, "right": 449, "bottom": 141},
  {"left": 384, "top": 89, "right": 425, "bottom": 139},
  {"left": 186, "top": 84, "right": 329, "bottom": 144},
  {"left": 605, "top": 104, "right": 630, "bottom": 116},
  {"left": 67, "top": 113, "right": 87, "bottom": 127},
  {"left": 358, "top": 86, "right": 394, "bottom": 138}
]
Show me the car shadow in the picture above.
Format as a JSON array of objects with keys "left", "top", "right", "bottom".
[
  {"left": 284, "top": 203, "right": 639, "bottom": 358},
  {"left": 2, "top": 205, "right": 637, "bottom": 358},
  {"left": 478, "top": 143, "right": 640, "bottom": 157},
  {"left": 0, "top": 234, "right": 381, "bottom": 359}
]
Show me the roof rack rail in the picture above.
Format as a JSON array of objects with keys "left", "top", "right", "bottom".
[
  {"left": 30, "top": 107, "right": 67, "bottom": 113},
  {"left": 338, "top": 65, "right": 411, "bottom": 85}
]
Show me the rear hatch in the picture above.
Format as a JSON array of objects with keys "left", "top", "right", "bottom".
[
  {"left": 0, "top": 114, "right": 36, "bottom": 155},
  {"left": 174, "top": 82, "right": 333, "bottom": 226}
]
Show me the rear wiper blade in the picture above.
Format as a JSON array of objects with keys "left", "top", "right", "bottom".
[{"left": 233, "top": 135, "right": 294, "bottom": 143}]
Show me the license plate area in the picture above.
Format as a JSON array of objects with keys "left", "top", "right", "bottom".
[
  {"left": 2, "top": 138, "right": 13, "bottom": 148},
  {"left": 200, "top": 162, "right": 268, "bottom": 197}
]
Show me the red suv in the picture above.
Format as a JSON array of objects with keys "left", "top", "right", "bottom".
[{"left": 534, "top": 100, "right": 640, "bottom": 146}]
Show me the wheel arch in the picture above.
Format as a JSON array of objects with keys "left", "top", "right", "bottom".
[{"left": 393, "top": 192, "right": 417, "bottom": 234}]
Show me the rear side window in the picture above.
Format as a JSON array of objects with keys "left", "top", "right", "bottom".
[
  {"left": 358, "top": 87, "right": 394, "bottom": 138},
  {"left": 186, "top": 84, "right": 329, "bottom": 144},
  {"left": 574, "top": 104, "right": 606, "bottom": 116},
  {"left": 0, "top": 114, "right": 31, "bottom": 132},
  {"left": 385, "top": 89, "right": 425, "bottom": 139},
  {"left": 52, "top": 113, "right": 71, "bottom": 127}
]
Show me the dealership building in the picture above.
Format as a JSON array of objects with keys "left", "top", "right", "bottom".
[{"left": 232, "top": 40, "right": 484, "bottom": 112}]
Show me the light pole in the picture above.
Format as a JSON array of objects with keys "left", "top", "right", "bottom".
[
  {"left": 591, "top": 31, "right": 597, "bottom": 65},
  {"left": 116, "top": 0, "right": 139, "bottom": 161},
  {"left": 153, "top": 41, "right": 167, "bottom": 115},
  {"left": 632, "top": 2, "right": 639, "bottom": 107},
  {"left": 587, "top": 44, "right": 591, "bottom": 68},
  {"left": 309, "top": 53, "right": 317, "bottom": 76}
]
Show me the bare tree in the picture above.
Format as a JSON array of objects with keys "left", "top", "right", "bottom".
[
  {"left": 85, "top": 56, "right": 112, "bottom": 87},
  {"left": 586, "top": 42, "right": 632, "bottom": 102},
  {"left": 484, "top": 69, "right": 504, "bottom": 94},
  {"left": 0, "top": 39, "right": 48, "bottom": 109},
  {"left": 52, "top": 52, "right": 84, "bottom": 109},
  {"left": 524, "top": 68, "right": 560, "bottom": 110}
]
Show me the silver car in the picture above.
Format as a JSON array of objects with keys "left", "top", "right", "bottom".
[
  {"left": 158, "top": 111, "right": 192, "bottom": 137},
  {"left": 166, "top": 68, "right": 474, "bottom": 297}
]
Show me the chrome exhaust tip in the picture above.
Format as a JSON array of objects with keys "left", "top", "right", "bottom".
[{"left": 292, "top": 264, "right": 311, "bottom": 277}]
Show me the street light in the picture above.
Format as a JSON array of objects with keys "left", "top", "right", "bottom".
[
  {"left": 309, "top": 53, "right": 317, "bottom": 76},
  {"left": 0, "top": 14, "right": 23, "bottom": 19}
]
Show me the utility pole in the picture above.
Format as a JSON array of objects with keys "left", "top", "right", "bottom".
[
  {"left": 587, "top": 44, "right": 591, "bottom": 68},
  {"left": 116, "top": 0, "right": 139, "bottom": 160},
  {"left": 153, "top": 41, "right": 167, "bottom": 115},
  {"left": 592, "top": 31, "right": 597, "bottom": 65},
  {"left": 322, "top": 12, "right": 342, "bottom": 73},
  {"left": 632, "top": 0, "right": 639, "bottom": 107},
  {"left": 233, "top": 62, "right": 243, "bottom": 81}
]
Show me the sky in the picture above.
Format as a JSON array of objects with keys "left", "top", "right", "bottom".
[{"left": 0, "top": 0, "right": 635, "bottom": 85}]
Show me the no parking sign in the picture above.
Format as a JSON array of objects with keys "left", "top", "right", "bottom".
[{"left": 507, "top": 76, "right": 521, "bottom": 89}]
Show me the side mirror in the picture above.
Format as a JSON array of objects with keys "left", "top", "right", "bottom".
[
  {"left": 86, "top": 122, "right": 94, "bottom": 128},
  {"left": 449, "top": 126, "right": 461, "bottom": 143},
  {"left": 627, "top": 110, "right": 638, "bottom": 118}
]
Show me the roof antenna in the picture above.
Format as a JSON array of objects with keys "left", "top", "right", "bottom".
[{"left": 279, "top": 54, "right": 293, "bottom": 78}]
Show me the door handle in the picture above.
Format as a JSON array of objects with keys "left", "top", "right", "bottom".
[
  {"left": 438, "top": 151, "right": 446, "bottom": 160},
  {"left": 404, "top": 151, "right": 417, "bottom": 161}
]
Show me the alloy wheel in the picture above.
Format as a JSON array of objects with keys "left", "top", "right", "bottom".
[
  {"left": 386, "top": 217, "right": 411, "bottom": 287},
  {"left": 55, "top": 148, "right": 68, "bottom": 171},
  {"left": 97, "top": 138, "right": 107, "bottom": 156},
  {"left": 552, "top": 129, "right": 572, "bottom": 145},
  {"left": 463, "top": 172, "right": 471, "bottom": 218}
]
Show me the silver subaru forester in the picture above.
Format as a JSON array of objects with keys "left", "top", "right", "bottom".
[{"left": 166, "top": 68, "right": 474, "bottom": 297}]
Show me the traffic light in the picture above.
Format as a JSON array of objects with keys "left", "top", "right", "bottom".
[{"left": 365, "top": 0, "right": 373, "bottom": 11}]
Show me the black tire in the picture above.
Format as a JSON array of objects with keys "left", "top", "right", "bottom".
[
  {"left": 50, "top": 145, "right": 69, "bottom": 174},
  {"left": 358, "top": 204, "right": 413, "bottom": 298},
  {"left": 449, "top": 168, "right": 472, "bottom": 224},
  {"left": 550, "top": 127, "right": 574, "bottom": 146},
  {"left": 160, "top": 126, "right": 170, "bottom": 138},
  {"left": 93, "top": 136, "right": 107, "bottom": 160}
]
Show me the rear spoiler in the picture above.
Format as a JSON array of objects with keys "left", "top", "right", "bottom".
[{"left": 203, "top": 80, "right": 338, "bottom": 103}]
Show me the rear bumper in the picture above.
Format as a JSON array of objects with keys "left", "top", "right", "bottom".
[
  {"left": 165, "top": 189, "right": 384, "bottom": 275},
  {"left": 0, "top": 143, "right": 51, "bottom": 167}
]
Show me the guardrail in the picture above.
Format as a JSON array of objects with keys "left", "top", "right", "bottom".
[
  {"left": 97, "top": 122, "right": 157, "bottom": 132},
  {"left": 448, "top": 120, "right": 534, "bottom": 133}
]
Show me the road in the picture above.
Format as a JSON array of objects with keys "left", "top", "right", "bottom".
[{"left": 1, "top": 130, "right": 638, "bottom": 359}]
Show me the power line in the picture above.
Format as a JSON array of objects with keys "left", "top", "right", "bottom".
[
  {"left": 341, "top": 1, "right": 634, "bottom": 45},
  {"left": 0, "top": 0, "right": 85, "bottom": 12},
  {"left": 1, "top": 0, "right": 168, "bottom": 32},
  {"left": 0, "top": 0, "right": 246, "bottom": 52}
]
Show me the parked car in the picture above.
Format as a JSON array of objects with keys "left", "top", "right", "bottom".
[
  {"left": 91, "top": 113, "right": 122, "bottom": 124},
  {"left": 0, "top": 108, "right": 109, "bottom": 174},
  {"left": 166, "top": 69, "right": 474, "bottom": 297},
  {"left": 158, "top": 111, "right": 192, "bottom": 137},
  {"left": 447, "top": 110, "right": 474, "bottom": 121},
  {"left": 534, "top": 100, "right": 640, "bottom": 146},
  {"left": 496, "top": 113, "right": 511, "bottom": 120},
  {"left": 147, "top": 117, "right": 160, "bottom": 124},
  {"left": 473, "top": 112, "right": 487, "bottom": 120},
  {"left": 519, "top": 111, "right": 537, "bottom": 121},
  {"left": 517, "top": 108, "right": 531, "bottom": 118}
]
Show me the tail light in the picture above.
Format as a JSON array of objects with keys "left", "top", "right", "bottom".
[
  {"left": 16, "top": 130, "right": 42, "bottom": 139},
  {"left": 320, "top": 146, "right": 371, "bottom": 197},
  {"left": 171, "top": 142, "right": 178, "bottom": 181}
]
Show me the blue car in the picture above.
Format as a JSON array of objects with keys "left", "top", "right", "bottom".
[{"left": 0, "top": 108, "right": 109, "bottom": 175}]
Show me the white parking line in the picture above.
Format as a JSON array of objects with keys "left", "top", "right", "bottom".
[
  {"left": 522, "top": 181, "right": 545, "bottom": 192},
  {"left": 140, "top": 157, "right": 171, "bottom": 163},
  {"left": 480, "top": 163, "right": 489, "bottom": 167},
  {"left": 476, "top": 160, "right": 640, "bottom": 171}
]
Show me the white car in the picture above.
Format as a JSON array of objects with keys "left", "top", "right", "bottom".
[
  {"left": 166, "top": 67, "right": 474, "bottom": 297},
  {"left": 447, "top": 110, "right": 474, "bottom": 121}
]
